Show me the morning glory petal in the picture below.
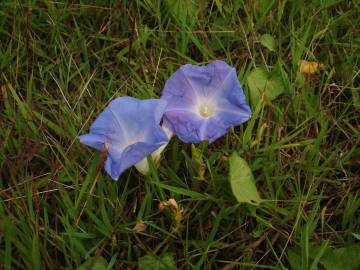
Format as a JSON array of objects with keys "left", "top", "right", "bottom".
[
  {"left": 163, "top": 110, "right": 204, "bottom": 143},
  {"left": 79, "top": 133, "right": 108, "bottom": 151},
  {"left": 215, "top": 98, "right": 252, "bottom": 124},
  {"left": 104, "top": 147, "right": 123, "bottom": 180},
  {"left": 161, "top": 60, "right": 251, "bottom": 143},
  {"left": 161, "top": 66, "right": 207, "bottom": 102},
  {"left": 198, "top": 100, "right": 251, "bottom": 143},
  {"left": 103, "top": 141, "right": 167, "bottom": 180},
  {"left": 104, "top": 97, "right": 167, "bottom": 143},
  {"left": 134, "top": 125, "right": 173, "bottom": 175},
  {"left": 79, "top": 96, "right": 169, "bottom": 180}
]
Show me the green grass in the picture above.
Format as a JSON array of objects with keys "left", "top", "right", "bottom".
[{"left": 0, "top": 0, "right": 359, "bottom": 269}]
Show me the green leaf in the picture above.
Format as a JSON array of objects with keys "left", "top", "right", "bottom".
[
  {"left": 75, "top": 153, "right": 101, "bottom": 211},
  {"left": 287, "top": 249, "right": 302, "bottom": 270},
  {"left": 191, "top": 144, "right": 203, "bottom": 165},
  {"left": 229, "top": 152, "right": 261, "bottom": 205},
  {"left": 138, "top": 253, "right": 177, "bottom": 270},
  {"left": 153, "top": 182, "right": 207, "bottom": 200},
  {"left": 165, "top": 0, "right": 198, "bottom": 26},
  {"left": 214, "top": 0, "right": 223, "bottom": 15},
  {"left": 319, "top": 244, "right": 360, "bottom": 270},
  {"left": 247, "top": 67, "right": 285, "bottom": 107},
  {"left": 77, "top": 256, "right": 108, "bottom": 270},
  {"left": 352, "top": 87, "right": 360, "bottom": 110},
  {"left": 260, "top": 34, "right": 276, "bottom": 52},
  {"left": 288, "top": 243, "right": 360, "bottom": 270},
  {"left": 191, "top": 144, "right": 205, "bottom": 180},
  {"left": 352, "top": 233, "right": 360, "bottom": 240}
]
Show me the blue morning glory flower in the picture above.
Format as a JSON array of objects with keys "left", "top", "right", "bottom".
[
  {"left": 79, "top": 96, "right": 169, "bottom": 180},
  {"left": 160, "top": 60, "right": 251, "bottom": 143},
  {"left": 134, "top": 125, "right": 173, "bottom": 175}
]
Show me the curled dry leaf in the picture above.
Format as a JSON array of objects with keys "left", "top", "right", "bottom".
[
  {"left": 159, "top": 198, "right": 179, "bottom": 213},
  {"left": 167, "top": 198, "right": 178, "bottom": 212},
  {"left": 158, "top": 198, "right": 184, "bottom": 232},
  {"left": 132, "top": 220, "right": 147, "bottom": 233},
  {"left": 158, "top": 201, "right": 165, "bottom": 211},
  {"left": 300, "top": 60, "right": 324, "bottom": 74}
]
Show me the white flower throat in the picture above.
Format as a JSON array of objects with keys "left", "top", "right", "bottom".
[{"left": 198, "top": 101, "right": 216, "bottom": 118}]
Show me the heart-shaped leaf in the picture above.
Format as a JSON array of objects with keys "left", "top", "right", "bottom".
[
  {"left": 138, "top": 253, "right": 177, "bottom": 270},
  {"left": 319, "top": 244, "right": 360, "bottom": 270},
  {"left": 77, "top": 256, "right": 108, "bottom": 270},
  {"left": 229, "top": 152, "right": 261, "bottom": 205},
  {"left": 247, "top": 67, "right": 285, "bottom": 107},
  {"left": 260, "top": 34, "right": 276, "bottom": 52}
]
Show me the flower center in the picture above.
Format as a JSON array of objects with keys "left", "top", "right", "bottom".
[{"left": 199, "top": 103, "right": 216, "bottom": 118}]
